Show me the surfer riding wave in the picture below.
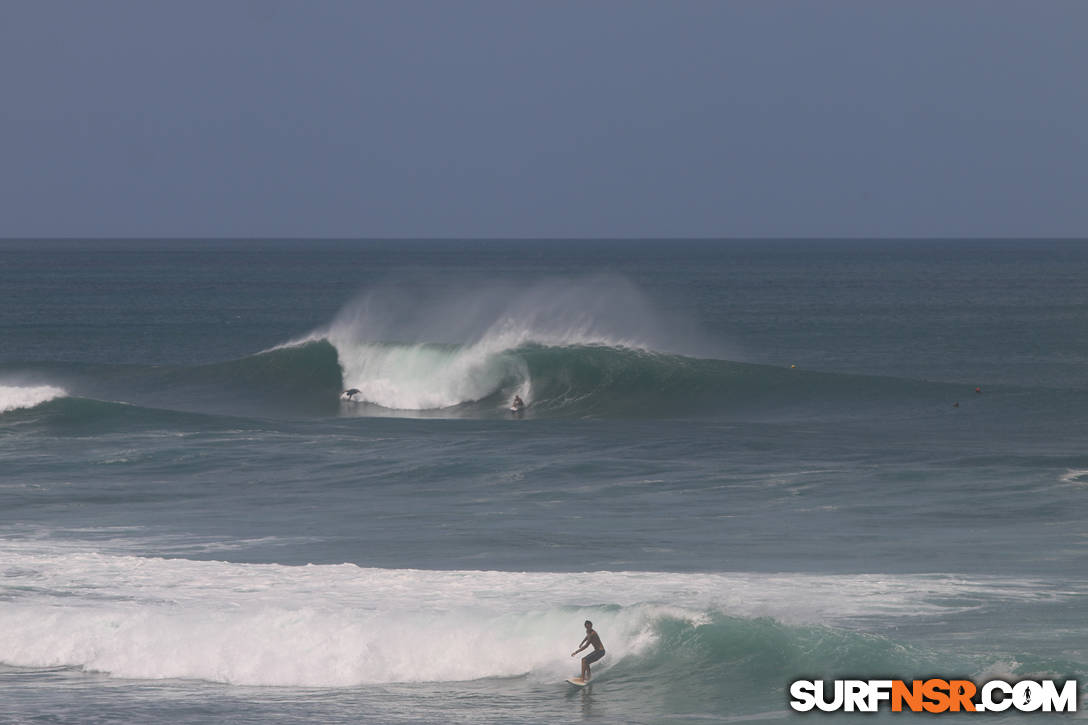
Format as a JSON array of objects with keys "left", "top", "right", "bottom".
[{"left": 571, "top": 620, "right": 605, "bottom": 682}]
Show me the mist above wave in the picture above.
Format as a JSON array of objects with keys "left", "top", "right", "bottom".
[{"left": 294, "top": 275, "right": 706, "bottom": 411}]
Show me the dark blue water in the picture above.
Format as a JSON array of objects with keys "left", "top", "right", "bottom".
[{"left": 1, "top": 240, "right": 1086, "bottom": 723}]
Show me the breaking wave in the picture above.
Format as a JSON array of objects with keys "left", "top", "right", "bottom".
[
  {"left": 0, "top": 384, "right": 67, "bottom": 414},
  {"left": 318, "top": 339, "right": 961, "bottom": 419},
  {"left": 280, "top": 275, "right": 959, "bottom": 418},
  {"left": 3, "top": 548, "right": 1065, "bottom": 689},
  {"left": 1, "top": 277, "right": 987, "bottom": 421}
]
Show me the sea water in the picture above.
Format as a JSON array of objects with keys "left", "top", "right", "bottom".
[{"left": 1, "top": 239, "right": 1086, "bottom": 723}]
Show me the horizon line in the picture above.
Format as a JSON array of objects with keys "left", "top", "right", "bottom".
[{"left": 2, "top": 236, "right": 1087, "bottom": 242}]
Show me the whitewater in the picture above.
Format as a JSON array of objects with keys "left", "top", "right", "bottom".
[
  {"left": 281, "top": 275, "right": 682, "bottom": 412},
  {"left": 0, "top": 384, "right": 67, "bottom": 414},
  {"left": 1, "top": 544, "right": 1073, "bottom": 688}
]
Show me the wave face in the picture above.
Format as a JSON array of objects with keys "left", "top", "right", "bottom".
[
  {"left": 3, "top": 549, "right": 1054, "bottom": 689},
  {"left": 177, "top": 339, "right": 343, "bottom": 411},
  {"left": 0, "top": 342, "right": 344, "bottom": 423},
  {"left": 320, "top": 339, "right": 957, "bottom": 419},
  {"left": 310, "top": 275, "right": 694, "bottom": 413},
  {"left": 0, "top": 277, "right": 987, "bottom": 421},
  {"left": 273, "top": 276, "right": 953, "bottom": 418},
  {"left": 2, "top": 341, "right": 960, "bottom": 422}
]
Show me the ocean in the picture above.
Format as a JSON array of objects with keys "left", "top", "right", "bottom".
[{"left": 1, "top": 239, "right": 1085, "bottom": 723}]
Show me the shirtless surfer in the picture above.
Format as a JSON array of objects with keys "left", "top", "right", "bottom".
[{"left": 571, "top": 620, "right": 605, "bottom": 682}]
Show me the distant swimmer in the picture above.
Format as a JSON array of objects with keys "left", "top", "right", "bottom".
[
  {"left": 975, "top": 387, "right": 982, "bottom": 394},
  {"left": 571, "top": 620, "right": 605, "bottom": 682},
  {"left": 342, "top": 388, "right": 360, "bottom": 401}
]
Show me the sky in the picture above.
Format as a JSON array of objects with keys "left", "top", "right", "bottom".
[{"left": 0, "top": 1, "right": 1085, "bottom": 238}]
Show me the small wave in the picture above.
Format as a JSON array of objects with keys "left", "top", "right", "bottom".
[
  {"left": 1059, "top": 469, "right": 1088, "bottom": 485},
  {"left": 0, "top": 385, "right": 67, "bottom": 414},
  {"left": 1, "top": 344, "right": 344, "bottom": 420},
  {"left": 0, "top": 550, "right": 1074, "bottom": 687},
  {"left": 0, "top": 396, "right": 270, "bottom": 434}
]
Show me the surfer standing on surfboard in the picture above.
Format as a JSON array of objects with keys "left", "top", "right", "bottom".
[{"left": 571, "top": 620, "right": 605, "bottom": 682}]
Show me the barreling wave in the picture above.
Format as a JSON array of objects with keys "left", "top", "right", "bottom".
[
  {"left": 333, "top": 341, "right": 530, "bottom": 410},
  {"left": 322, "top": 338, "right": 959, "bottom": 419},
  {"left": 281, "top": 276, "right": 968, "bottom": 418},
  {"left": 3, "top": 340, "right": 963, "bottom": 422},
  {"left": 0, "top": 275, "right": 983, "bottom": 421}
]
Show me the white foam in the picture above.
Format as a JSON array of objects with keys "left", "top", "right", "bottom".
[
  {"left": 274, "top": 276, "right": 670, "bottom": 410},
  {"left": 1059, "top": 469, "right": 1088, "bottom": 485},
  {"left": 0, "top": 384, "right": 67, "bottom": 414},
  {"left": 0, "top": 547, "right": 1077, "bottom": 687},
  {"left": 0, "top": 553, "right": 670, "bottom": 686},
  {"left": 330, "top": 340, "right": 530, "bottom": 410}
]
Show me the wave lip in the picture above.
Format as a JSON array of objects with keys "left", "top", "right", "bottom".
[
  {"left": 331, "top": 338, "right": 964, "bottom": 420},
  {"left": 287, "top": 274, "right": 681, "bottom": 412},
  {"left": 0, "top": 384, "right": 67, "bottom": 414}
]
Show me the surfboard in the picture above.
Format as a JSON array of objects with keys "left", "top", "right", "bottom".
[{"left": 566, "top": 676, "right": 589, "bottom": 687}]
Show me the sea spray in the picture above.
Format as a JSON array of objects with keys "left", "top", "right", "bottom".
[
  {"left": 273, "top": 275, "right": 717, "bottom": 409},
  {"left": 0, "top": 384, "right": 67, "bottom": 413},
  {"left": 317, "top": 275, "right": 675, "bottom": 353},
  {"left": 332, "top": 342, "right": 530, "bottom": 410},
  {"left": 258, "top": 275, "right": 978, "bottom": 416}
]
